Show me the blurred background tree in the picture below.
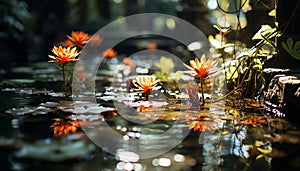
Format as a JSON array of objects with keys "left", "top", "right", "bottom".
[
  {"left": 0, "top": 0, "right": 29, "bottom": 66},
  {"left": 3, "top": 0, "right": 296, "bottom": 68}
]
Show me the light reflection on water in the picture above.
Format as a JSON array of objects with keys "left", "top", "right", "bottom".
[{"left": 0, "top": 65, "right": 300, "bottom": 171}]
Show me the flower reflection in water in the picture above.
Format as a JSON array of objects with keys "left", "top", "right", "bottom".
[
  {"left": 186, "top": 87, "right": 200, "bottom": 107},
  {"left": 240, "top": 115, "right": 268, "bottom": 127},
  {"left": 50, "top": 118, "right": 80, "bottom": 136},
  {"left": 123, "top": 100, "right": 167, "bottom": 112},
  {"left": 136, "top": 106, "right": 153, "bottom": 112},
  {"left": 190, "top": 117, "right": 219, "bottom": 132}
]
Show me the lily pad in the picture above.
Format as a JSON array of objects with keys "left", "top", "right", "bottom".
[
  {"left": 6, "top": 106, "right": 52, "bottom": 115},
  {"left": 14, "top": 138, "right": 96, "bottom": 162}
]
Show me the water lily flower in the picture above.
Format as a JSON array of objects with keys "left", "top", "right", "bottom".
[
  {"left": 184, "top": 54, "right": 218, "bottom": 106},
  {"left": 50, "top": 118, "right": 80, "bottom": 136},
  {"left": 102, "top": 48, "right": 117, "bottom": 59},
  {"left": 65, "top": 31, "right": 90, "bottom": 48},
  {"left": 48, "top": 46, "right": 80, "bottom": 64},
  {"left": 89, "top": 34, "right": 103, "bottom": 46},
  {"left": 184, "top": 54, "right": 218, "bottom": 79},
  {"left": 147, "top": 42, "right": 157, "bottom": 50},
  {"left": 132, "top": 75, "right": 161, "bottom": 94}
]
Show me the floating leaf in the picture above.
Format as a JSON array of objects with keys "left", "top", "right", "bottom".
[
  {"left": 14, "top": 138, "right": 96, "bottom": 162},
  {"left": 281, "top": 38, "right": 300, "bottom": 60},
  {"left": 6, "top": 106, "right": 51, "bottom": 115}
]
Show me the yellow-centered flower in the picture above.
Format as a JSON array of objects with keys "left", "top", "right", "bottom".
[
  {"left": 48, "top": 46, "right": 80, "bottom": 64},
  {"left": 184, "top": 54, "right": 218, "bottom": 79},
  {"left": 50, "top": 118, "right": 80, "bottom": 136},
  {"left": 132, "top": 75, "right": 160, "bottom": 93}
]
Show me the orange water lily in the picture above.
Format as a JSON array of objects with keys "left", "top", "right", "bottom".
[
  {"left": 123, "top": 57, "right": 136, "bottom": 71},
  {"left": 102, "top": 48, "right": 117, "bottom": 58},
  {"left": 65, "top": 31, "right": 90, "bottom": 48},
  {"left": 50, "top": 118, "right": 80, "bottom": 136},
  {"left": 240, "top": 116, "right": 267, "bottom": 127},
  {"left": 190, "top": 120, "right": 219, "bottom": 132},
  {"left": 48, "top": 46, "right": 80, "bottom": 64},
  {"left": 184, "top": 54, "right": 218, "bottom": 79},
  {"left": 133, "top": 75, "right": 160, "bottom": 94},
  {"left": 184, "top": 54, "right": 218, "bottom": 106}
]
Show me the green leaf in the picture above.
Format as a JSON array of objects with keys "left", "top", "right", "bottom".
[
  {"left": 174, "top": 71, "right": 183, "bottom": 82},
  {"left": 287, "top": 38, "right": 293, "bottom": 49},
  {"left": 252, "top": 25, "right": 276, "bottom": 40},
  {"left": 155, "top": 56, "right": 174, "bottom": 73},
  {"left": 268, "top": 9, "right": 276, "bottom": 17},
  {"left": 282, "top": 38, "right": 300, "bottom": 60},
  {"left": 226, "top": 66, "right": 238, "bottom": 80},
  {"left": 294, "top": 41, "right": 300, "bottom": 50}
]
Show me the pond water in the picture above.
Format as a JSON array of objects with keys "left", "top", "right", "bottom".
[{"left": 0, "top": 62, "right": 299, "bottom": 171}]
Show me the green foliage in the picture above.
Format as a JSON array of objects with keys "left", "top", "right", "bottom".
[
  {"left": 154, "top": 56, "right": 183, "bottom": 83},
  {"left": 252, "top": 25, "right": 277, "bottom": 47},
  {"left": 210, "top": 12, "right": 278, "bottom": 99},
  {"left": 282, "top": 38, "right": 300, "bottom": 60},
  {"left": 217, "top": 0, "right": 249, "bottom": 13},
  {"left": 155, "top": 56, "right": 174, "bottom": 73}
]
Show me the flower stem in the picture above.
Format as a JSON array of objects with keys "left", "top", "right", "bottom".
[
  {"left": 62, "top": 64, "right": 67, "bottom": 96},
  {"left": 200, "top": 79, "right": 205, "bottom": 106}
]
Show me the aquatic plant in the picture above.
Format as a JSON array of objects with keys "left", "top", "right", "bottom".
[
  {"left": 132, "top": 75, "right": 161, "bottom": 101},
  {"left": 184, "top": 54, "right": 219, "bottom": 106},
  {"left": 50, "top": 118, "right": 80, "bottom": 136},
  {"left": 102, "top": 48, "right": 117, "bottom": 59},
  {"left": 64, "top": 31, "right": 90, "bottom": 49},
  {"left": 48, "top": 46, "right": 80, "bottom": 96}
]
